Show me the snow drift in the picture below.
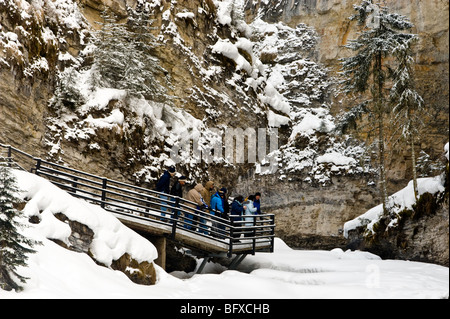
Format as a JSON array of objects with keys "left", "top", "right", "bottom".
[
  {"left": 12, "top": 169, "right": 158, "bottom": 267},
  {"left": 0, "top": 169, "right": 448, "bottom": 299}
]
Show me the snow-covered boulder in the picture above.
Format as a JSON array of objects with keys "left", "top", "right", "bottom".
[
  {"left": 13, "top": 169, "right": 159, "bottom": 285},
  {"left": 343, "top": 143, "right": 449, "bottom": 266}
]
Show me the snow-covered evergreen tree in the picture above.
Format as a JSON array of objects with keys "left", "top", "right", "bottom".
[
  {"left": 340, "top": 0, "right": 416, "bottom": 213},
  {"left": 417, "top": 150, "right": 442, "bottom": 178},
  {"left": 51, "top": 66, "right": 85, "bottom": 112},
  {"left": 390, "top": 35, "right": 424, "bottom": 200},
  {"left": 91, "top": 8, "right": 168, "bottom": 101},
  {"left": 0, "top": 165, "right": 38, "bottom": 292}
]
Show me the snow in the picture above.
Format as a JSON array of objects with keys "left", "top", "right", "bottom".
[
  {"left": 211, "top": 39, "right": 254, "bottom": 75},
  {"left": 259, "top": 81, "right": 291, "bottom": 115},
  {"left": 23, "top": 56, "right": 50, "bottom": 77},
  {"left": 344, "top": 174, "right": 446, "bottom": 238},
  {"left": 213, "top": 0, "right": 234, "bottom": 26},
  {"left": 46, "top": 0, "right": 87, "bottom": 31},
  {"left": 79, "top": 87, "right": 128, "bottom": 114},
  {"left": 12, "top": 169, "right": 158, "bottom": 266},
  {"left": 267, "top": 110, "right": 290, "bottom": 127},
  {"left": 85, "top": 109, "right": 125, "bottom": 129},
  {"left": 0, "top": 169, "right": 448, "bottom": 299},
  {"left": 176, "top": 12, "right": 195, "bottom": 20},
  {"left": 317, "top": 152, "right": 357, "bottom": 166},
  {"left": 289, "top": 112, "right": 336, "bottom": 139},
  {"left": 445, "top": 142, "right": 449, "bottom": 161},
  {"left": 4, "top": 31, "right": 18, "bottom": 42}
]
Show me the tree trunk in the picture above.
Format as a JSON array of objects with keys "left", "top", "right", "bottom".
[
  {"left": 378, "top": 110, "right": 388, "bottom": 213},
  {"left": 408, "top": 121, "right": 419, "bottom": 202},
  {"left": 0, "top": 265, "right": 19, "bottom": 291},
  {"left": 375, "top": 53, "right": 388, "bottom": 214}
]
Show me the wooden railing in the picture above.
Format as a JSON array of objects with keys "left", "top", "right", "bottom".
[{"left": 0, "top": 143, "right": 275, "bottom": 257}]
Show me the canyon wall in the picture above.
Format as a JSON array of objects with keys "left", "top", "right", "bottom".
[
  {"left": 240, "top": 0, "right": 449, "bottom": 250},
  {"left": 246, "top": 0, "right": 449, "bottom": 189},
  {"left": 1, "top": 0, "right": 448, "bottom": 256}
]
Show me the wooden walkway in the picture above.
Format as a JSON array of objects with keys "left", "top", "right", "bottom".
[{"left": 1, "top": 143, "right": 275, "bottom": 260}]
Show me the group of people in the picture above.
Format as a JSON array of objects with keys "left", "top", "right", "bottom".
[{"left": 155, "top": 167, "right": 262, "bottom": 239}]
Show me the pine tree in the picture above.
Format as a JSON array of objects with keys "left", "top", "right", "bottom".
[
  {"left": 389, "top": 35, "right": 424, "bottom": 200},
  {"left": 0, "top": 165, "right": 38, "bottom": 292},
  {"left": 91, "top": 8, "right": 168, "bottom": 101},
  {"left": 91, "top": 9, "right": 131, "bottom": 88},
  {"left": 340, "top": 0, "right": 416, "bottom": 213},
  {"left": 126, "top": 6, "right": 169, "bottom": 101},
  {"left": 51, "top": 67, "right": 84, "bottom": 112},
  {"left": 127, "top": 6, "right": 159, "bottom": 50}
]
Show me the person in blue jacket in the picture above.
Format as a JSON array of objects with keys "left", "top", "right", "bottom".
[
  {"left": 210, "top": 188, "right": 227, "bottom": 238},
  {"left": 210, "top": 188, "right": 226, "bottom": 215}
]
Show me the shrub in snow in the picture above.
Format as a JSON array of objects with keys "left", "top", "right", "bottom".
[{"left": 51, "top": 67, "right": 85, "bottom": 111}]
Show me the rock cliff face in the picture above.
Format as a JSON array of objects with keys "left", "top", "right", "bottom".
[
  {"left": 245, "top": 0, "right": 449, "bottom": 190},
  {"left": 1, "top": 0, "right": 448, "bottom": 259},
  {"left": 0, "top": 0, "right": 59, "bottom": 157},
  {"left": 235, "top": 170, "right": 379, "bottom": 249},
  {"left": 240, "top": 0, "right": 449, "bottom": 251}
]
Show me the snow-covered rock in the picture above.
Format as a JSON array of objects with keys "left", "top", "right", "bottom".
[
  {"left": 12, "top": 169, "right": 158, "bottom": 285},
  {"left": 344, "top": 175, "right": 446, "bottom": 238}
]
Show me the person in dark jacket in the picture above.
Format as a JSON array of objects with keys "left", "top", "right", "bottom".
[
  {"left": 156, "top": 167, "right": 176, "bottom": 194},
  {"left": 170, "top": 175, "right": 186, "bottom": 198},
  {"left": 254, "top": 192, "right": 262, "bottom": 215},
  {"left": 223, "top": 193, "right": 230, "bottom": 220},
  {"left": 230, "top": 195, "right": 244, "bottom": 221},
  {"left": 156, "top": 167, "right": 176, "bottom": 219},
  {"left": 170, "top": 175, "right": 186, "bottom": 220},
  {"left": 230, "top": 195, "right": 244, "bottom": 240}
]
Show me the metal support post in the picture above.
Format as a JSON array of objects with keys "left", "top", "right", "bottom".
[
  {"left": 101, "top": 178, "right": 107, "bottom": 208},
  {"left": 196, "top": 257, "right": 211, "bottom": 274}
]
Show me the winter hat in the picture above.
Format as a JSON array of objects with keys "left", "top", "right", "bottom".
[
  {"left": 179, "top": 175, "right": 187, "bottom": 182},
  {"left": 169, "top": 167, "right": 176, "bottom": 173},
  {"left": 219, "top": 187, "right": 227, "bottom": 194}
]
